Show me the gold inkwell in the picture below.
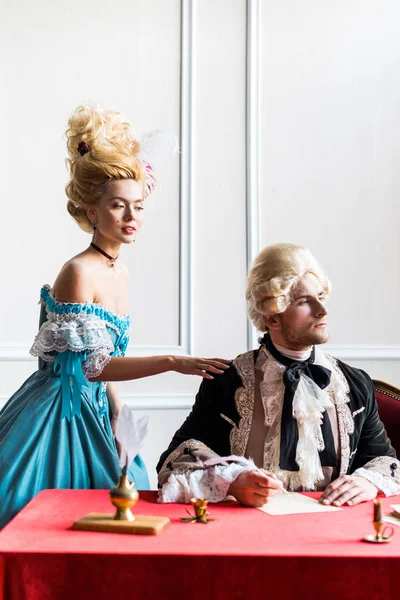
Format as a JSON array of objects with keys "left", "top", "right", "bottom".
[{"left": 72, "top": 408, "right": 170, "bottom": 535}]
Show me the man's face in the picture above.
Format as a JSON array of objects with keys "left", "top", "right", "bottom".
[{"left": 272, "top": 272, "right": 329, "bottom": 349}]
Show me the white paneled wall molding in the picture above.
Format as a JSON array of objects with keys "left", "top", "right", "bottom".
[
  {"left": 180, "top": 0, "right": 195, "bottom": 355},
  {"left": 246, "top": 0, "right": 261, "bottom": 351}
]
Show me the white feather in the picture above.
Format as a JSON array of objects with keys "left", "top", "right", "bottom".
[
  {"left": 139, "top": 130, "right": 179, "bottom": 167},
  {"left": 115, "top": 405, "right": 148, "bottom": 470}
]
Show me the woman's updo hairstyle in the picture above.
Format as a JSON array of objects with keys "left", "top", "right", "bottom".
[
  {"left": 246, "top": 243, "right": 331, "bottom": 332},
  {"left": 65, "top": 105, "right": 144, "bottom": 233}
]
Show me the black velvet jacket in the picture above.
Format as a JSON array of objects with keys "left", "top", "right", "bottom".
[{"left": 157, "top": 350, "right": 399, "bottom": 487}]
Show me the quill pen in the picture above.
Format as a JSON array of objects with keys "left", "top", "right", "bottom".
[{"left": 115, "top": 405, "right": 148, "bottom": 475}]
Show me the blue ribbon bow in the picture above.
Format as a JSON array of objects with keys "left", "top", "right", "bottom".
[{"left": 54, "top": 351, "right": 87, "bottom": 421}]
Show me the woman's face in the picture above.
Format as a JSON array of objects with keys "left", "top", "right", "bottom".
[{"left": 88, "top": 179, "right": 145, "bottom": 244}]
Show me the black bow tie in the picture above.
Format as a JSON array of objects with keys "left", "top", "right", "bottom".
[
  {"left": 262, "top": 333, "right": 331, "bottom": 393},
  {"left": 261, "top": 334, "right": 336, "bottom": 473}
]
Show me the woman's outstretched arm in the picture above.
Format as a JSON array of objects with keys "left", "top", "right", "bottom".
[
  {"left": 91, "top": 355, "right": 230, "bottom": 382},
  {"left": 53, "top": 261, "right": 230, "bottom": 384}
]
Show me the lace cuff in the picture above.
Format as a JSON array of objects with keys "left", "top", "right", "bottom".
[
  {"left": 83, "top": 350, "right": 112, "bottom": 379},
  {"left": 353, "top": 467, "right": 400, "bottom": 497},
  {"left": 158, "top": 463, "right": 246, "bottom": 504}
]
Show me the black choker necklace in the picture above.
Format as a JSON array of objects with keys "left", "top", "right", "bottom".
[{"left": 90, "top": 242, "right": 119, "bottom": 268}]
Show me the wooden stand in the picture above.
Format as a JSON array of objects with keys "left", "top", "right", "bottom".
[{"left": 72, "top": 513, "right": 170, "bottom": 535}]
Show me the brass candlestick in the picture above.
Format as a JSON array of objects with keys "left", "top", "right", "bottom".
[{"left": 362, "top": 499, "right": 394, "bottom": 543}]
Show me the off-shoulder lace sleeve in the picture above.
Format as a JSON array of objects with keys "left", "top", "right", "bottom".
[
  {"left": 30, "top": 312, "right": 115, "bottom": 421},
  {"left": 30, "top": 311, "right": 114, "bottom": 379}
]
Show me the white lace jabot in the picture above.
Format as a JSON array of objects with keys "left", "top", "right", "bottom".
[{"left": 257, "top": 345, "right": 341, "bottom": 490}]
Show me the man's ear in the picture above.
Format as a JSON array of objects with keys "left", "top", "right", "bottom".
[{"left": 264, "top": 313, "right": 282, "bottom": 331}]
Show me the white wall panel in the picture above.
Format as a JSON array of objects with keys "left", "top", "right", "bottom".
[
  {"left": 0, "top": 0, "right": 181, "bottom": 349},
  {"left": 259, "top": 0, "right": 400, "bottom": 383},
  {"left": 192, "top": 0, "right": 248, "bottom": 359}
]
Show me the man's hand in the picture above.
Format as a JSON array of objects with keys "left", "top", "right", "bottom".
[
  {"left": 228, "top": 469, "right": 283, "bottom": 507},
  {"left": 319, "top": 474, "right": 379, "bottom": 507}
]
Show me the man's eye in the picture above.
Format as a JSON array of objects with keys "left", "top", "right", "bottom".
[
  {"left": 135, "top": 206, "right": 144, "bottom": 211},
  {"left": 113, "top": 204, "right": 124, "bottom": 209}
]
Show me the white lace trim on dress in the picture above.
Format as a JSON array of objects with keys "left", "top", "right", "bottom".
[{"left": 84, "top": 352, "right": 113, "bottom": 379}]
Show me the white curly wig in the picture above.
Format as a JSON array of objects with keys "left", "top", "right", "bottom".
[{"left": 246, "top": 243, "right": 331, "bottom": 332}]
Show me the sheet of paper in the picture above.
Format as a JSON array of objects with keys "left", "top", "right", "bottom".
[
  {"left": 256, "top": 492, "right": 342, "bottom": 515},
  {"left": 384, "top": 505, "right": 400, "bottom": 527},
  {"left": 384, "top": 515, "right": 400, "bottom": 527}
]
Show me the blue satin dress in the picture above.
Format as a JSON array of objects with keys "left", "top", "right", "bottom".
[{"left": 0, "top": 285, "right": 149, "bottom": 529}]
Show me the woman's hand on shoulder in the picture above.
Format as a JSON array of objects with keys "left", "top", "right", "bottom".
[
  {"left": 52, "top": 259, "right": 93, "bottom": 304},
  {"left": 170, "top": 356, "right": 232, "bottom": 379}
]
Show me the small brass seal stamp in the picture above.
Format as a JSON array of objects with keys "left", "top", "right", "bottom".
[{"left": 181, "top": 498, "right": 215, "bottom": 524}]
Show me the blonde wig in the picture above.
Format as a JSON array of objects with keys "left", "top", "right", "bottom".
[
  {"left": 65, "top": 105, "right": 144, "bottom": 233},
  {"left": 246, "top": 243, "right": 331, "bottom": 332}
]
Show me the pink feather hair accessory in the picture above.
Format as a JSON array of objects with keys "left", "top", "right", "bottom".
[{"left": 139, "top": 130, "right": 178, "bottom": 198}]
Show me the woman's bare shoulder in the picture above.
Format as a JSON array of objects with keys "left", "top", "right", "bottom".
[{"left": 52, "top": 256, "right": 94, "bottom": 303}]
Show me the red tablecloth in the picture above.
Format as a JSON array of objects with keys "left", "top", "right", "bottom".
[{"left": 0, "top": 490, "right": 399, "bottom": 600}]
